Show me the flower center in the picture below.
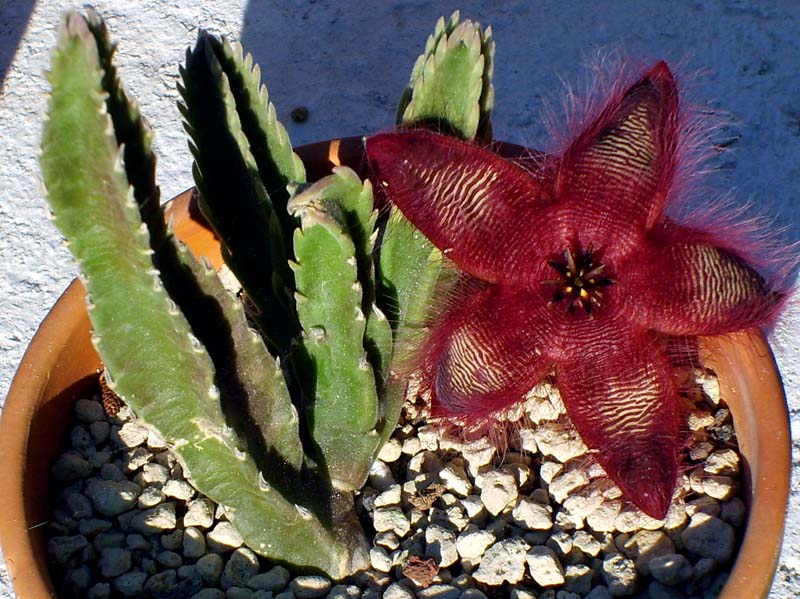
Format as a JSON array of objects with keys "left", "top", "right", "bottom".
[{"left": 543, "top": 244, "right": 614, "bottom": 317}]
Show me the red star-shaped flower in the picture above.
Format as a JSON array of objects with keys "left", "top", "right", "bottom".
[{"left": 366, "top": 62, "right": 786, "bottom": 518}]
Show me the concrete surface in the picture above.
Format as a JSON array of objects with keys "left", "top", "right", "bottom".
[{"left": 0, "top": 1, "right": 797, "bottom": 597}]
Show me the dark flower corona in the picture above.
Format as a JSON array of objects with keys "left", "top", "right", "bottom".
[{"left": 366, "top": 62, "right": 787, "bottom": 518}]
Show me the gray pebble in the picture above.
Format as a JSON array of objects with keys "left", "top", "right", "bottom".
[
  {"left": 93, "top": 531, "right": 125, "bottom": 550},
  {"left": 649, "top": 554, "right": 692, "bottom": 586},
  {"left": 123, "top": 447, "right": 153, "bottom": 471},
  {"left": 66, "top": 492, "right": 93, "bottom": 519},
  {"left": 512, "top": 499, "right": 553, "bottom": 530},
  {"left": 248, "top": 565, "right": 291, "bottom": 592},
  {"left": 473, "top": 538, "right": 530, "bottom": 585},
  {"left": 228, "top": 588, "right": 255, "bottom": 599},
  {"left": 178, "top": 564, "right": 198, "bottom": 579},
  {"left": 164, "top": 479, "right": 195, "bottom": 500},
  {"left": 368, "top": 460, "right": 397, "bottom": 491},
  {"left": 478, "top": 470, "right": 518, "bottom": 516},
  {"left": 79, "top": 518, "right": 112, "bottom": 535},
  {"left": 65, "top": 564, "right": 92, "bottom": 592},
  {"left": 144, "top": 569, "right": 178, "bottom": 595},
  {"left": 70, "top": 425, "right": 95, "bottom": 454},
  {"left": 584, "top": 587, "right": 611, "bottom": 599},
  {"left": 425, "top": 524, "right": 458, "bottom": 567},
  {"left": 223, "top": 547, "right": 260, "bottom": 588},
  {"left": 290, "top": 575, "right": 332, "bottom": 598},
  {"left": 88, "top": 449, "right": 113, "bottom": 469},
  {"left": 116, "top": 509, "right": 139, "bottom": 532},
  {"left": 112, "top": 422, "right": 149, "bottom": 448},
  {"left": 86, "top": 479, "right": 141, "bottom": 516},
  {"left": 326, "top": 584, "right": 361, "bottom": 598},
  {"left": 89, "top": 421, "right": 111, "bottom": 444},
  {"left": 369, "top": 546, "right": 392, "bottom": 573},
  {"left": 157, "top": 550, "right": 183, "bottom": 569},
  {"left": 51, "top": 507, "right": 76, "bottom": 529},
  {"left": 373, "top": 508, "right": 410, "bottom": 537},
  {"left": 681, "top": 513, "right": 735, "bottom": 562},
  {"left": 648, "top": 581, "right": 684, "bottom": 599},
  {"left": 526, "top": 546, "right": 565, "bottom": 587},
  {"left": 161, "top": 529, "right": 184, "bottom": 550},
  {"left": 382, "top": 583, "right": 413, "bottom": 599},
  {"left": 275, "top": 592, "right": 296, "bottom": 599},
  {"left": 100, "top": 463, "right": 126, "bottom": 482},
  {"left": 142, "top": 463, "right": 170, "bottom": 485},
  {"left": 456, "top": 529, "right": 494, "bottom": 560},
  {"left": 138, "top": 485, "right": 165, "bottom": 508},
  {"left": 75, "top": 398, "right": 105, "bottom": 422},
  {"left": 253, "top": 592, "right": 275, "bottom": 599},
  {"left": 48, "top": 535, "right": 88, "bottom": 564},
  {"left": 52, "top": 452, "right": 92, "bottom": 483},
  {"left": 207, "top": 521, "right": 245, "bottom": 552},
  {"left": 135, "top": 557, "right": 153, "bottom": 576},
  {"left": 197, "top": 553, "right": 225, "bottom": 586},
  {"left": 601, "top": 554, "right": 637, "bottom": 596},
  {"left": 458, "top": 590, "right": 488, "bottom": 599},
  {"left": 183, "top": 526, "right": 206, "bottom": 558},
  {"left": 131, "top": 503, "right": 176, "bottom": 534},
  {"left": 99, "top": 547, "right": 132, "bottom": 577},
  {"left": 193, "top": 590, "right": 226, "bottom": 599},
  {"left": 720, "top": 497, "right": 746, "bottom": 528},
  {"left": 114, "top": 571, "right": 148, "bottom": 597},
  {"left": 622, "top": 530, "right": 676, "bottom": 576},
  {"left": 564, "top": 564, "right": 593, "bottom": 594},
  {"left": 184, "top": 498, "right": 215, "bottom": 529},
  {"left": 125, "top": 533, "right": 150, "bottom": 551},
  {"left": 417, "top": 585, "right": 460, "bottom": 599},
  {"left": 87, "top": 582, "right": 111, "bottom": 599}
]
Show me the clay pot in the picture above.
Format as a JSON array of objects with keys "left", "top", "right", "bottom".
[{"left": 0, "top": 138, "right": 790, "bottom": 598}]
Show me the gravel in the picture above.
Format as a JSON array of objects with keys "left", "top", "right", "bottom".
[{"left": 47, "top": 368, "right": 745, "bottom": 597}]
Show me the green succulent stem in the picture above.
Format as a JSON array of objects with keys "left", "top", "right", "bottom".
[
  {"left": 397, "top": 10, "right": 495, "bottom": 141},
  {"left": 288, "top": 172, "right": 384, "bottom": 490},
  {"left": 41, "top": 12, "right": 367, "bottom": 578},
  {"left": 179, "top": 31, "right": 298, "bottom": 355},
  {"left": 39, "top": 7, "right": 500, "bottom": 582}
]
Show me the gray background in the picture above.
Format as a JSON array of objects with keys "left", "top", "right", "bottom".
[{"left": 1, "top": 1, "right": 798, "bottom": 596}]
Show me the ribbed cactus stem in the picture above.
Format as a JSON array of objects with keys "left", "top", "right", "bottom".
[
  {"left": 294, "top": 167, "right": 393, "bottom": 381},
  {"left": 85, "top": 10, "right": 305, "bottom": 476},
  {"left": 173, "top": 242, "right": 305, "bottom": 473},
  {"left": 210, "top": 36, "right": 306, "bottom": 243},
  {"left": 397, "top": 10, "right": 495, "bottom": 141},
  {"left": 288, "top": 175, "right": 383, "bottom": 490},
  {"left": 178, "top": 31, "right": 298, "bottom": 355},
  {"left": 40, "top": 12, "right": 368, "bottom": 578}
]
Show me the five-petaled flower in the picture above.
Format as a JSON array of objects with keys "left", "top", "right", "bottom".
[{"left": 366, "top": 62, "right": 786, "bottom": 518}]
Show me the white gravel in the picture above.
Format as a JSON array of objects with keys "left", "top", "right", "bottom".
[{"left": 40, "top": 368, "right": 749, "bottom": 598}]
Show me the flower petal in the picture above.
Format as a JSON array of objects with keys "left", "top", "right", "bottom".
[
  {"left": 556, "top": 331, "right": 680, "bottom": 518},
  {"left": 625, "top": 225, "right": 785, "bottom": 336},
  {"left": 555, "top": 62, "right": 679, "bottom": 253},
  {"left": 366, "top": 129, "right": 552, "bottom": 284},
  {"left": 419, "top": 282, "right": 554, "bottom": 420}
]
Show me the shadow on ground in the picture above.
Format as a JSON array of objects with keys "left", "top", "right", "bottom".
[
  {"left": 238, "top": 1, "right": 800, "bottom": 254},
  {"left": 1, "top": 0, "right": 36, "bottom": 93}
]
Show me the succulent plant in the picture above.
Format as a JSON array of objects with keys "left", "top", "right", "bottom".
[
  {"left": 39, "top": 8, "right": 492, "bottom": 579},
  {"left": 366, "top": 62, "right": 794, "bottom": 519},
  {"left": 37, "top": 2, "right": 792, "bottom": 581}
]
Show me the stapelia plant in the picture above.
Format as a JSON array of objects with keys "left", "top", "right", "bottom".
[
  {"left": 39, "top": 9, "right": 492, "bottom": 578},
  {"left": 367, "top": 61, "right": 790, "bottom": 518}
]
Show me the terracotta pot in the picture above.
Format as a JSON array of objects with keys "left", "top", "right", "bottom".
[{"left": 0, "top": 138, "right": 790, "bottom": 598}]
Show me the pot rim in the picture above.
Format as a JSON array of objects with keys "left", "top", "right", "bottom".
[{"left": 0, "top": 137, "right": 790, "bottom": 599}]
